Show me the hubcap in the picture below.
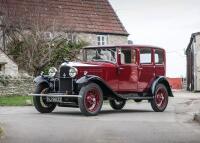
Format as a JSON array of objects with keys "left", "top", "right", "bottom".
[
  {"left": 114, "top": 100, "right": 123, "bottom": 105},
  {"left": 155, "top": 87, "right": 167, "bottom": 109},
  {"left": 84, "top": 88, "right": 100, "bottom": 112},
  {"left": 40, "top": 88, "right": 52, "bottom": 108}
]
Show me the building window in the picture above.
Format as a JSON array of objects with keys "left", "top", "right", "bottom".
[
  {"left": 0, "top": 64, "right": 5, "bottom": 74},
  {"left": 0, "top": 63, "right": 6, "bottom": 72},
  {"left": 97, "top": 35, "right": 108, "bottom": 46},
  {"left": 66, "top": 33, "right": 77, "bottom": 42},
  {"left": 43, "top": 32, "right": 53, "bottom": 40}
]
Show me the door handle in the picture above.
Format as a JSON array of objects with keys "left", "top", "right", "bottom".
[{"left": 117, "top": 67, "right": 124, "bottom": 74}]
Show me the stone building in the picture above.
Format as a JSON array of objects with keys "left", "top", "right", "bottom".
[
  {"left": 0, "top": 11, "right": 18, "bottom": 76},
  {"left": 0, "top": 0, "right": 129, "bottom": 48},
  {"left": 0, "top": 48, "right": 18, "bottom": 76},
  {"left": 186, "top": 32, "right": 200, "bottom": 91}
]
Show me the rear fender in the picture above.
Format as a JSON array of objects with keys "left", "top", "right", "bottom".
[
  {"left": 76, "top": 75, "right": 123, "bottom": 100},
  {"left": 151, "top": 76, "right": 173, "bottom": 97}
]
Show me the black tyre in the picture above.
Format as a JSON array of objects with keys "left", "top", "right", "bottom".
[
  {"left": 150, "top": 84, "right": 168, "bottom": 112},
  {"left": 109, "top": 99, "right": 126, "bottom": 110},
  {"left": 78, "top": 83, "right": 103, "bottom": 116},
  {"left": 33, "top": 85, "right": 56, "bottom": 113},
  {"left": 134, "top": 99, "right": 142, "bottom": 103}
]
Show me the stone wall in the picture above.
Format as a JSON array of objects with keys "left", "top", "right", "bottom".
[
  {"left": 0, "top": 29, "right": 3, "bottom": 49},
  {"left": 78, "top": 32, "right": 128, "bottom": 46},
  {"left": 0, "top": 77, "right": 34, "bottom": 96},
  {"left": 107, "top": 34, "right": 128, "bottom": 45}
]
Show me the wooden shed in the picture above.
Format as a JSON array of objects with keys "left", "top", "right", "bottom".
[{"left": 186, "top": 32, "right": 200, "bottom": 91}]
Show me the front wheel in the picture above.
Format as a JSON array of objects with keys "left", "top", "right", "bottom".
[
  {"left": 150, "top": 84, "right": 168, "bottom": 112},
  {"left": 78, "top": 83, "right": 103, "bottom": 116},
  {"left": 33, "top": 85, "right": 56, "bottom": 113},
  {"left": 109, "top": 99, "right": 126, "bottom": 110}
]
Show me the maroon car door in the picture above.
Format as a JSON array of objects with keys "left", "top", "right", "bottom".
[
  {"left": 138, "top": 48, "right": 155, "bottom": 92},
  {"left": 118, "top": 48, "right": 138, "bottom": 92}
]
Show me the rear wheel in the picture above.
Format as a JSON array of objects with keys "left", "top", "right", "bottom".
[
  {"left": 150, "top": 84, "right": 168, "bottom": 112},
  {"left": 33, "top": 85, "right": 56, "bottom": 113},
  {"left": 78, "top": 83, "right": 103, "bottom": 116},
  {"left": 134, "top": 99, "right": 142, "bottom": 103},
  {"left": 109, "top": 99, "right": 126, "bottom": 110}
]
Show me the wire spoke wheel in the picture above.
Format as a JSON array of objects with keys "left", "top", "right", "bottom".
[
  {"left": 79, "top": 83, "right": 103, "bottom": 116},
  {"left": 151, "top": 84, "right": 168, "bottom": 112},
  {"left": 84, "top": 88, "right": 101, "bottom": 112},
  {"left": 33, "top": 85, "right": 56, "bottom": 113}
]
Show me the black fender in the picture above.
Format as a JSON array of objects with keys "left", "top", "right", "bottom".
[
  {"left": 76, "top": 75, "right": 123, "bottom": 100},
  {"left": 151, "top": 76, "right": 173, "bottom": 97},
  {"left": 33, "top": 75, "right": 50, "bottom": 87}
]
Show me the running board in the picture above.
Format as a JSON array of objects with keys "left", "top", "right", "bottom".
[
  {"left": 118, "top": 94, "right": 153, "bottom": 100},
  {"left": 29, "top": 93, "right": 81, "bottom": 98}
]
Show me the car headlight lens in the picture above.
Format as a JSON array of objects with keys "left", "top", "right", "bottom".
[
  {"left": 69, "top": 67, "right": 78, "bottom": 78},
  {"left": 48, "top": 67, "right": 57, "bottom": 77}
]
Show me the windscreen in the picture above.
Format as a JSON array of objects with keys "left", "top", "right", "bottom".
[{"left": 84, "top": 48, "right": 117, "bottom": 63}]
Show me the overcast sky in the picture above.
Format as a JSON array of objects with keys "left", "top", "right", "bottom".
[{"left": 109, "top": 0, "right": 200, "bottom": 77}]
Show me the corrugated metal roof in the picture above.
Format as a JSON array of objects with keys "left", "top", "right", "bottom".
[{"left": 186, "top": 32, "right": 200, "bottom": 54}]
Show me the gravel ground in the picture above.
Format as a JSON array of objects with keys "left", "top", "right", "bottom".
[{"left": 0, "top": 90, "right": 200, "bottom": 143}]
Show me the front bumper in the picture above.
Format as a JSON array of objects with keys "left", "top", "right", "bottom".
[{"left": 29, "top": 93, "right": 82, "bottom": 98}]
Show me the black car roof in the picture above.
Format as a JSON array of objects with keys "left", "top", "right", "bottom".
[{"left": 84, "top": 45, "right": 164, "bottom": 50}]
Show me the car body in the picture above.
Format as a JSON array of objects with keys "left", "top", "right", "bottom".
[{"left": 30, "top": 45, "right": 173, "bottom": 116}]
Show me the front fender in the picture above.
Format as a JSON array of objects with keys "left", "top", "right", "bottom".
[
  {"left": 76, "top": 75, "right": 123, "bottom": 100},
  {"left": 33, "top": 75, "right": 50, "bottom": 87},
  {"left": 151, "top": 76, "right": 173, "bottom": 97}
]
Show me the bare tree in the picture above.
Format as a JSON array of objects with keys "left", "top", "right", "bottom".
[{"left": 1, "top": 5, "right": 88, "bottom": 76}]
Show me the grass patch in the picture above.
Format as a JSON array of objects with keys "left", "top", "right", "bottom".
[
  {"left": 0, "top": 127, "right": 3, "bottom": 137},
  {"left": 0, "top": 95, "right": 32, "bottom": 106}
]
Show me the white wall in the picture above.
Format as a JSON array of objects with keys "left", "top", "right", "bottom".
[
  {"left": 195, "top": 35, "right": 200, "bottom": 90},
  {"left": 0, "top": 50, "right": 18, "bottom": 77}
]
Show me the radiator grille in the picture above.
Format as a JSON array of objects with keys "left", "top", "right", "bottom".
[{"left": 59, "top": 78, "right": 73, "bottom": 94}]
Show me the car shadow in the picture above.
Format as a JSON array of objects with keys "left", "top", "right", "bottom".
[
  {"left": 50, "top": 109, "right": 153, "bottom": 117},
  {"left": 100, "top": 109, "right": 153, "bottom": 115}
]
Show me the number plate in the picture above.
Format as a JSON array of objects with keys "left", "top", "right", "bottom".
[{"left": 46, "top": 97, "right": 62, "bottom": 103}]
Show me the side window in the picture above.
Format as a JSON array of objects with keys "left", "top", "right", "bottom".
[
  {"left": 121, "top": 49, "right": 136, "bottom": 64},
  {"left": 155, "top": 49, "right": 164, "bottom": 64},
  {"left": 131, "top": 49, "right": 137, "bottom": 64},
  {"left": 121, "top": 49, "right": 131, "bottom": 64},
  {"left": 140, "top": 48, "right": 152, "bottom": 64}
]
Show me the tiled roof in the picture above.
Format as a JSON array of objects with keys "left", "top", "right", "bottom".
[{"left": 0, "top": 0, "right": 128, "bottom": 36}]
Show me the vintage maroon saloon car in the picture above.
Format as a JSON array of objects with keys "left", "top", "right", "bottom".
[{"left": 30, "top": 45, "right": 173, "bottom": 116}]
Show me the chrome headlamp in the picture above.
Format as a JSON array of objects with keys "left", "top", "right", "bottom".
[
  {"left": 48, "top": 67, "right": 57, "bottom": 77},
  {"left": 69, "top": 67, "right": 78, "bottom": 78}
]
